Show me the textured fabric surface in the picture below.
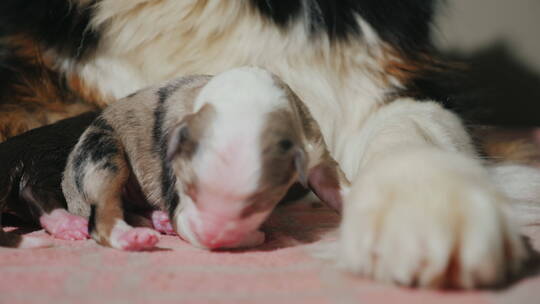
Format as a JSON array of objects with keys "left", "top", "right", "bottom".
[
  {"left": 1, "top": 199, "right": 539, "bottom": 304},
  {"left": 2, "top": 128, "right": 540, "bottom": 304}
]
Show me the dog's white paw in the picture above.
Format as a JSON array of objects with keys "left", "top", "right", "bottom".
[{"left": 338, "top": 147, "right": 527, "bottom": 288}]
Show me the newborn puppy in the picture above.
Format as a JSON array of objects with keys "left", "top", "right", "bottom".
[
  {"left": 0, "top": 111, "right": 176, "bottom": 248},
  {"left": 63, "top": 67, "right": 349, "bottom": 251},
  {"left": 0, "top": 112, "right": 99, "bottom": 248}
]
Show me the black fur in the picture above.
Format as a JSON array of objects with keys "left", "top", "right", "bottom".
[
  {"left": 152, "top": 87, "right": 171, "bottom": 155},
  {"left": 152, "top": 80, "right": 189, "bottom": 153},
  {"left": 251, "top": 0, "right": 437, "bottom": 53},
  {"left": 153, "top": 84, "right": 182, "bottom": 218},
  {"left": 153, "top": 78, "right": 202, "bottom": 217},
  {"left": 152, "top": 78, "right": 212, "bottom": 217},
  {"left": 250, "top": 0, "right": 485, "bottom": 122},
  {"left": 92, "top": 116, "right": 114, "bottom": 132},
  {"left": 1, "top": 0, "right": 535, "bottom": 129},
  {"left": 88, "top": 205, "right": 97, "bottom": 234},
  {"left": 0, "top": 40, "right": 80, "bottom": 123},
  {"left": 0, "top": 0, "right": 102, "bottom": 59},
  {"left": 0, "top": 111, "right": 99, "bottom": 223},
  {"left": 0, "top": 1, "right": 101, "bottom": 133},
  {"left": 72, "top": 117, "right": 119, "bottom": 193}
]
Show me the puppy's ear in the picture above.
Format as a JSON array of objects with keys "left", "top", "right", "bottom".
[
  {"left": 294, "top": 147, "right": 347, "bottom": 212},
  {"left": 166, "top": 123, "right": 190, "bottom": 161},
  {"left": 283, "top": 84, "right": 349, "bottom": 213},
  {"left": 305, "top": 156, "right": 349, "bottom": 213},
  {"left": 166, "top": 103, "right": 215, "bottom": 161}
]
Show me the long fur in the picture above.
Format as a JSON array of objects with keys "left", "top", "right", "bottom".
[{"left": 0, "top": 1, "right": 441, "bottom": 136}]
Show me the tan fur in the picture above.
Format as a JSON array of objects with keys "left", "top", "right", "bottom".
[
  {"left": 107, "top": 76, "right": 211, "bottom": 208},
  {"left": 256, "top": 77, "right": 350, "bottom": 214},
  {"left": 91, "top": 166, "right": 128, "bottom": 247},
  {"left": 284, "top": 81, "right": 349, "bottom": 191},
  {"left": 67, "top": 74, "right": 109, "bottom": 108},
  {"left": 474, "top": 127, "right": 540, "bottom": 164},
  {"left": 0, "top": 36, "right": 97, "bottom": 141},
  {"left": 63, "top": 76, "right": 211, "bottom": 223},
  {"left": 249, "top": 108, "right": 300, "bottom": 217},
  {"left": 168, "top": 103, "right": 217, "bottom": 206}
]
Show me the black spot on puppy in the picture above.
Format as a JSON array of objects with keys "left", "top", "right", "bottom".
[
  {"left": 152, "top": 79, "right": 195, "bottom": 153},
  {"left": 153, "top": 83, "right": 185, "bottom": 219},
  {"left": 88, "top": 205, "right": 97, "bottom": 234},
  {"left": 73, "top": 117, "right": 119, "bottom": 192},
  {"left": 151, "top": 77, "right": 211, "bottom": 221},
  {"left": 91, "top": 116, "right": 114, "bottom": 133}
]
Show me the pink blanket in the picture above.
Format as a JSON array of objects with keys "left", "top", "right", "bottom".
[
  {"left": 1, "top": 200, "right": 539, "bottom": 304},
  {"left": 2, "top": 127, "right": 540, "bottom": 304}
]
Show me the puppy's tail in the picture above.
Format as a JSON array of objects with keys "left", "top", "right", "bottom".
[{"left": 489, "top": 164, "right": 540, "bottom": 227}]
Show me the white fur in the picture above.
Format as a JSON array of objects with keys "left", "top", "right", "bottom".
[
  {"left": 176, "top": 68, "right": 287, "bottom": 248},
  {"left": 176, "top": 186, "right": 269, "bottom": 249},
  {"left": 62, "top": 1, "right": 533, "bottom": 287},
  {"left": 108, "top": 220, "right": 134, "bottom": 250},
  {"left": 69, "top": 1, "right": 387, "bottom": 145},
  {"left": 490, "top": 164, "right": 540, "bottom": 227},
  {"left": 324, "top": 100, "right": 527, "bottom": 288},
  {"left": 17, "top": 236, "right": 53, "bottom": 249},
  {"left": 109, "top": 219, "right": 159, "bottom": 250},
  {"left": 192, "top": 68, "right": 288, "bottom": 213},
  {"left": 174, "top": 192, "right": 203, "bottom": 248}
]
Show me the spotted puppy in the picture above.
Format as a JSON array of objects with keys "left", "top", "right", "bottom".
[{"left": 62, "top": 67, "right": 349, "bottom": 251}]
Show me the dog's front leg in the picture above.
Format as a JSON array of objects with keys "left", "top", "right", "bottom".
[
  {"left": 335, "top": 98, "right": 527, "bottom": 288},
  {"left": 63, "top": 125, "right": 160, "bottom": 251}
]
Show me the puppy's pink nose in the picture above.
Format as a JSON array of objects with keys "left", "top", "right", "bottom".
[{"left": 190, "top": 215, "right": 246, "bottom": 249}]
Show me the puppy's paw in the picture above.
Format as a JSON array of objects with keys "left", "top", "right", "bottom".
[
  {"left": 39, "top": 209, "right": 89, "bottom": 241},
  {"left": 117, "top": 228, "right": 160, "bottom": 251},
  {"left": 151, "top": 210, "right": 175, "bottom": 235},
  {"left": 109, "top": 221, "right": 160, "bottom": 251},
  {"left": 338, "top": 147, "right": 527, "bottom": 288}
]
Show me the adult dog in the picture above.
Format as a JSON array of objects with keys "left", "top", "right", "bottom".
[{"left": 0, "top": 0, "right": 536, "bottom": 288}]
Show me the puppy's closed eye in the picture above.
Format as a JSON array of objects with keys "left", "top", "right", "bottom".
[{"left": 278, "top": 139, "right": 293, "bottom": 153}]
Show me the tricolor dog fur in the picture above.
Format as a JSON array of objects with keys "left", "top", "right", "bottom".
[
  {"left": 62, "top": 67, "right": 349, "bottom": 251},
  {"left": 1, "top": 0, "right": 539, "bottom": 288}
]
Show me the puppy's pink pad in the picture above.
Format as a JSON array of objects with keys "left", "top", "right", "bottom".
[
  {"left": 39, "top": 209, "right": 89, "bottom": 240},
  {"left": 151, "top": 211, "right": 175, "bottom": 235},
  {"left": 118, "top": 228, "right": 159, "bottom": 251}
]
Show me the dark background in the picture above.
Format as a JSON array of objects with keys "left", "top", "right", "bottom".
[{"left": 434, "top": 0, "right": 540, "bottom": 126}]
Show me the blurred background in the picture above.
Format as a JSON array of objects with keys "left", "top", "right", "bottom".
[{"left": 433, "top": 0, "right": 540, "bottom": 126}]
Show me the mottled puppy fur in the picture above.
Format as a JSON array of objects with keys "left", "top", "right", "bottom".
[{"left": 62, "top": 68, "right": 349, "bottom": 251}]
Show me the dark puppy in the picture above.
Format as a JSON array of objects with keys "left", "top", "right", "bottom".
[{"left": 0, "top": 112, "right": 98, "bottom": 248}]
